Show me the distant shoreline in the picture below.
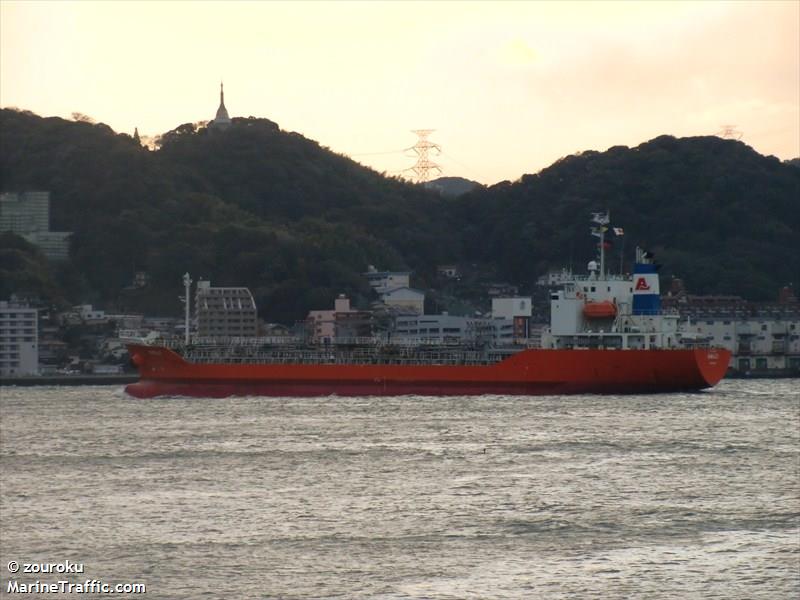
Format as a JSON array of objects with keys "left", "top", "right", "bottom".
[{"left": 0, "top": 374, "right": 138, "bottom": 387}]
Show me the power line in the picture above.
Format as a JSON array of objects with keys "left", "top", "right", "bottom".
[
  {"left": 438, "top": 150, "right": 484, "bottom": 183},
  {"left": 348, "top": 148, "right": 407, "bottom": 157}
]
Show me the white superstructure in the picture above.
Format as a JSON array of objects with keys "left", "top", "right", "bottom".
[{"left": 541, "top": 213, "right": 683, "bottom": 351}]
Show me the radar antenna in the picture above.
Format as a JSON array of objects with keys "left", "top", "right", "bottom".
[{"left": 590, "top": 211, "right": 611, "bottom": 278}]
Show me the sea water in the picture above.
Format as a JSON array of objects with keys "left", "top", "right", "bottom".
[{"left": 0, "top": 380, "right": 798, "bottom": 599}]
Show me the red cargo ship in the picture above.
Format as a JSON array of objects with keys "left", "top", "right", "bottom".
[
  {"left": 125, "top": 344, "right": 729, "bottom": 398},
  {"left": 124, "top": 213, "right": 730, "bottom": 398}
]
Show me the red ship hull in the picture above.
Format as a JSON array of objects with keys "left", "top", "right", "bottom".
[{"left": 125, "top": 344, "right": 731, "bottom": 398}]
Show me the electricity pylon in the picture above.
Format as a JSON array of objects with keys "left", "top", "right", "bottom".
[
  {"left": 718, "top": 125, "right": 743, "bottom": 140},
  {"left": 405, "top": 129, "right": 442, "bottom": 183}
]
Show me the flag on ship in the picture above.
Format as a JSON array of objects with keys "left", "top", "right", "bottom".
[{"left": 613, "top": 227, "right": 624, "bottom": 235}]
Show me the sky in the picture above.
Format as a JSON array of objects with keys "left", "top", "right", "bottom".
[{"left": 1, "top": 0, "right": 798, "bottom": 185}]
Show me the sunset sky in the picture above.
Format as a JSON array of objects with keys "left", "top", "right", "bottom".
[{"left": 1, "top": 0, "right": 798, "bottom": 184}]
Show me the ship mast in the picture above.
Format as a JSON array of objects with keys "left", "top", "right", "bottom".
[
  {"left": 591, "top": 211, "right": 610, "bottom": 278},
  {"left": 183, "top": 272, "right": 192, "bottom": 345}
]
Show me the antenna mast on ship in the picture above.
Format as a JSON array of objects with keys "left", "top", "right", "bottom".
[
  {"left": 183, "top": 273, "right": 192, "bottom": 345},
  {"left": 591, "top": 211, "right": 610, "bottom": 278}
]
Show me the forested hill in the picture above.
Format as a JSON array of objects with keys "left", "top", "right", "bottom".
[
  {"left": 452, "top": 135, "right": 800, "bottom": 300},
  {"left": 1, "top": 107, "right": 798, "bottom": 322},
  {"left": 0, "top": 109, "right": 456, "bottom": 321}
]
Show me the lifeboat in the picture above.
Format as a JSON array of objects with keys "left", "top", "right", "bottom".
[{"left": 583, "top": 300, "right": 617, "bottom": 319}]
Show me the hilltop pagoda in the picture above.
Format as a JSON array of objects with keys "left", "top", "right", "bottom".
[{"left": 209, "top": 82, "right": 231, "bottom": 130}]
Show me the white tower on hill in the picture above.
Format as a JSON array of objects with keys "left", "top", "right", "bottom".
[{"left": 210, "top": 82, "right": 231, "bottom": 130}]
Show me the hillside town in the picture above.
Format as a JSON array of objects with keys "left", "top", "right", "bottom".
[
  {"left": 2, "top": 189, "right": 798, "bottom": 380},
  {"left": 3, "top": 4, "right": 799, "bottom": 599},
  {"left": 1, "top": 86, "right": 798, "bottom": 380}
]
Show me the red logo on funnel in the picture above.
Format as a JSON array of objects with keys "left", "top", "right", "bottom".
[{"left": 635, "top": 277, "right": 651, "bottom": 291}]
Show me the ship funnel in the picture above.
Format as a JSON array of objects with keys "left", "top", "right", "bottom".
[{"left": 632, "top": 261, "right": 661, "bottom": 315}]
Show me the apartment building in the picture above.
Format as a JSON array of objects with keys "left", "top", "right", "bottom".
[
  {"left": 195, "top": 280, "right": 258, "bottom": 338},
  {"left": 0, "top": 301, "right": 38, "bottom": 376}
]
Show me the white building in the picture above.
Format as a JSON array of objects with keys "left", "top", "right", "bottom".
[
  {"left": 491, "top": 297, "right": 532, "bottom": 319},
  {"left": 0, "top": 301, "right": 38, "bottom": 376},
  {"left": 437, "top": 265, "right": 461, "bottom": 279},
  {"left": 141, "top": 316, "right": 181, "bottom": 336},
  {"left": 491, "top": 297, "right": 533, "bottom": 343},
  {"left": 363, "top": 267, "right": 411, "bottom": 295},
  {"left": 362, "top": 266, "right": 426, "bottom": 314},
  {"left": 75, "top": 304, "right": 106, "bottom": 322},
  {"left": 195, "top": 280, "right": 258, "bottom": 337},
  {"left": 0, "top": 191, "right": 72, "bottom": 260},
  {"left": 682, "top": 317, "right": 800, "bottom": 373},
  {"left": 393, "top": 314, "right": 493, "bottom": 344},
  {"left": 392, "top": 312, "right": 534, "bottom": 346},
  {"left": 537, "top": 269, "right": 574, "bottom": 287},
  {"left": 381, "top": 287, "right": 425, "bottom": 315}
]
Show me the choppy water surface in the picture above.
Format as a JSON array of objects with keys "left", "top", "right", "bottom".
[{"left": 1, "top": 380, "right": 798, "bottom": 599}]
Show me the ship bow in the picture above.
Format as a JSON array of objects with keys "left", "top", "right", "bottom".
[{"left": 694, "top": 348, "right": 731, "bottom": 388}]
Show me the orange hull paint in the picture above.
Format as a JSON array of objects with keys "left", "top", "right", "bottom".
[{"left": 125, "top": 344, "right": 731, "bottom": 398}]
